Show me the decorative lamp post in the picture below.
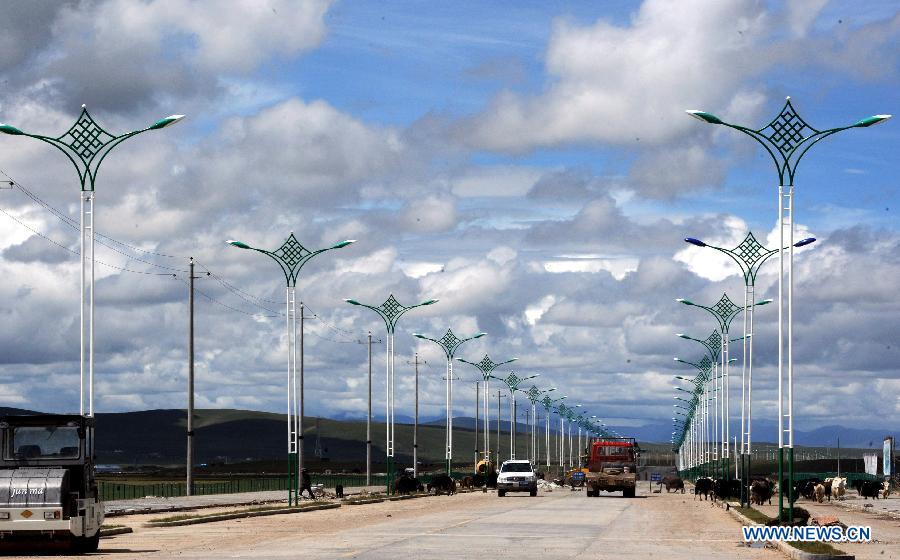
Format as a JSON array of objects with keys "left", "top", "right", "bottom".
[
  {"left": 413, "top": 330, "right": 486, "bottom": 474},
  {"left": 683, "top": 234, "right": 816, "bottom": 505},
  {"left": 677, "top": 295, "right": 772, "bottom": 478},
  {"left": 0, "top": 107, "right": 184, "bottom": 417},
  {"left": 687, "top": 97, "right": 890, "bottom": 522},
  {"left": 674, "top": 356, "right": 712, "bottom": 474},
  {"left": 555, "top": 403, "right": 568, "bottom": 472},
  {"left": 344, "top": 295, "right": 438, "bottom": 493},
  {"left": 489, "top": 372, "right": 538, "bottom": 461},
  {"left": 228, "top": 234, "right": 354, "bottom": 504},
  {"left": 540, "top": 394, "right": 566, "bottom": 471},
  {"left": 675, "top": 332, "right": 722, "bottom": 476},
  {"left": 457, "top": 355, "right": 517, "bottom": 466},
  {"left": 525, "top": 386, "right": 555, "bottom": 465}
]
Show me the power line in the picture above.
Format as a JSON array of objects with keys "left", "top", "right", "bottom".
[
  {"left": 0, "top": 206, "right": 177, "bottom": 276},
  {"left": 173, "top": 274, "right": 282, "bottom": 318}
]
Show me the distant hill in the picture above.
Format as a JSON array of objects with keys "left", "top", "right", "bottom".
[{"left": 1, "top": 407, "right": 892, "bottom": 467}]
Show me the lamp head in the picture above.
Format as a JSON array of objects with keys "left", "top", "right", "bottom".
[
  {"left": 419, "top": 299, "right": 439, "bottom": 306},
  {"left": 226, "top": 240, "right": 252, "bottom": 249},
  {"left": 344, "top": 298, "right": 362, "bottom": 306},
  {"left": 148, "top": 114, "right": 186, "bottom": 130},
  {"left": 331, "top": 239, "right": 356, "bottom": 249},
  {"left": 0, "top": 123, "right": 25, "bottom": 135},
  {"left": 853, "top": 114, "right": 892, "bottom": 128},
  {"left": 676, "top": 298, "right": 694, "bottom": 306},
  {"left": 685, "top": 110, "right": 724, "bottom": 124},
  {"left": 754, "top": 298, "right": 774, "bottom": 306},
  {"left": 794, "top": 237, "right": 816, "bottom": 248},
  {"left": 684, "top": 237, "right": 707, "bottom": 247},
  {"left": 473, "top": 332, "right": 487, "bottom": 339}
]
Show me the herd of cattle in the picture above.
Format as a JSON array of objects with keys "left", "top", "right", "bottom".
[
  {"left": 659, "top": 474, "right": 892, "bottom": 504},
  {"left": 392, "top": 472, "right": 500, "bottom": 496}
]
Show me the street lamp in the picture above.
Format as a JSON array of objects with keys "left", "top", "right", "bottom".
[
  {"left": 688, "top": 97, "right": 890, "bottom": 522},
  {"left": 413, "top": 330, "right": 486, "bottom": 474},
  {"left": 228, "top": 234, "right": 353, "bottom": 504},
  {"left": 457, "top": 355, "right": 517, "bottom": 467},
  {"left": 490, "top": 372, "right": 538, "bottom": 461},
  {"left": 677, "top": 295, "right": 772, "bottom": 478},
  {"left": 0, "top": 107, "right": 184, "bottom": 417},
  {"left": 540, "top": 394, "right": 566, "bottom": 472},
  {"left": 684, "top": 234, "right": 816, "bottom": 504},
  {"left": 674, "top": 356, "right": 712, "bottom": 476},
  {"left": 344, "top": 295, "right": 438, "bottom": 493},
  {"left": 525, "top": 386, "right": 555, "bottom": 465}
]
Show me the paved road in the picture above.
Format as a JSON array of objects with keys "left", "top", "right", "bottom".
[{"left": 77, "top": 486, "right": 780, "bottom": 560}]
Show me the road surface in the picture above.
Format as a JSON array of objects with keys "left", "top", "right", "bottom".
[{"left": 22, "top": 486, "right": 781, "bottom": 559}]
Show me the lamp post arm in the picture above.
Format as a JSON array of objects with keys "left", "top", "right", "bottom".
[{"left": 344, "top": 300, "right": 392, "bottom": 333}]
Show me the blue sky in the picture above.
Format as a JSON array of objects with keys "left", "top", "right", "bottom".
[{"left": 0, "top": 0, "right": 897, "bottom": 439}]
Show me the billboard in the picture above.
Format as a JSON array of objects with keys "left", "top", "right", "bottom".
[
  {"left": 884, "top": 437, "right": 894, "bottom": 478},
  {"left": 864, "top": 453, "right": 878, "bottom": 476}
]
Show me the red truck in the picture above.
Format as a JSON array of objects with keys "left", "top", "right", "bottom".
[{"left": 584, "top": 438, "right": 638, "bottom": 498}]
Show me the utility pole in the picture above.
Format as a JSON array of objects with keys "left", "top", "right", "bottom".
[
  {"left": 358, "top": 332, "right": 382, "bottom": 487},
  {"left": 187, "top": 257, "right": 195, "bottom": 496},
  {"left": 367, "top": 332, "right": 372, "bottom": 486},
  {"left": 837, "top": 436, "right": 840, "bottom": 478},
  {"left": 413, "top": 353, "right": 421, "bottom": 478}
]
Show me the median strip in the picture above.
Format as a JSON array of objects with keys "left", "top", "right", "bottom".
[
  {"left": 144, "top": 503, "right": 341, "bottom": 527},
  {"left": 721, "top": 501, "right": 853, "bottom": 560}
]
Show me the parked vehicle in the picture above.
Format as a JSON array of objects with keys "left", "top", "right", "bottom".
[{"left": 0, "top": 415, "right": 103, "bottom": 552}]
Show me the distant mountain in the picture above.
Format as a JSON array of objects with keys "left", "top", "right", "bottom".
[{"left": 1, "top": 407, "right": 892, "bottom": 467}]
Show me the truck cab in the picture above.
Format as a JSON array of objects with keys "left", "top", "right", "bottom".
[
  {"left": 584, "top": 437, "right": 639, "bottom": 498},
  {"left": 0, "top": 415, "right": 103, "bottom": 552}
]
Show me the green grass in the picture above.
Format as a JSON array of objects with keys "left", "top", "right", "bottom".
[
  {"left": 736, "top": 506, "right": 772, "bottom": 524},
  {"left": 735, "top": 507, "right": 847, "bottom": 556},
  {"left": 787, "top": 541, "right": 846, "bottom": 555}
]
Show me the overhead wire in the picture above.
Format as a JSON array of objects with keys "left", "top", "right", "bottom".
[
  {"left": 0, "top": 169, "right": 369, "bottom": 334},
  {"left": 0, "top": 205, "right": 178, "bottom": 276}
]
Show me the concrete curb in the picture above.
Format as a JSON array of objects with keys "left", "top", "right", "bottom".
[
  {"left": 831, "top": 499, "right": 900, "bottom": 520},
  {"left": 106, "top": 499, "right": 286, "bottom": 518},
  {"left": 143, "top": 503, "right": 341, "bottom": 527},
  {"left": 718, "top": 501, "right": 854, "bottom": 560},
  {"left": 99, "top": 527, "right": 133, "bottom": 537},
  {"left": 342, "top": 498, "right": 384, "bottom": 505}
]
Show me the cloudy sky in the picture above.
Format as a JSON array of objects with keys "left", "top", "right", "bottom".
[{"left": 0, "top": 0, "right": 897, "bottom": 440}]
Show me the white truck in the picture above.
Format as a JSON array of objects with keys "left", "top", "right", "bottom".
[
  {"left": 496, "top": 459, "right": 538, "bottom": 497},
  {"left": 0, "top": 414, "right": 104, "bottom": 552}
]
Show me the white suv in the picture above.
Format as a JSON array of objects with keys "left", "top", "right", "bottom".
[{"left": 496, "top": 459, "right": 538, "bottom": 497}]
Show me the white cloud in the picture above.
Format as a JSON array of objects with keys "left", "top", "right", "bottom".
[
  {"left": 402, "top": 195, "right": 457, "bottom": 233},
  {"left": 468, "top": 0, "right": 771, "bottom": 152},
  {"left": 451, "top": 166, "right": 542, "bottom": 197}
]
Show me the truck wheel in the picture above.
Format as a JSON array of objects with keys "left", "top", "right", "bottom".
[
  {"left": 588, "top": 489, "right": 598, "bottom": 497},
  {"left": 498, "top": 490, "right": 505, "bottom": 497},
  {"left": 623, "top": 488, "right": 635, "bottom": 498},
  {"left": 530, "top": 488, "right": 537, "bottom": 497},
  {"left": 71, "top": 532, "right": 100, "bottom": 553}
]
